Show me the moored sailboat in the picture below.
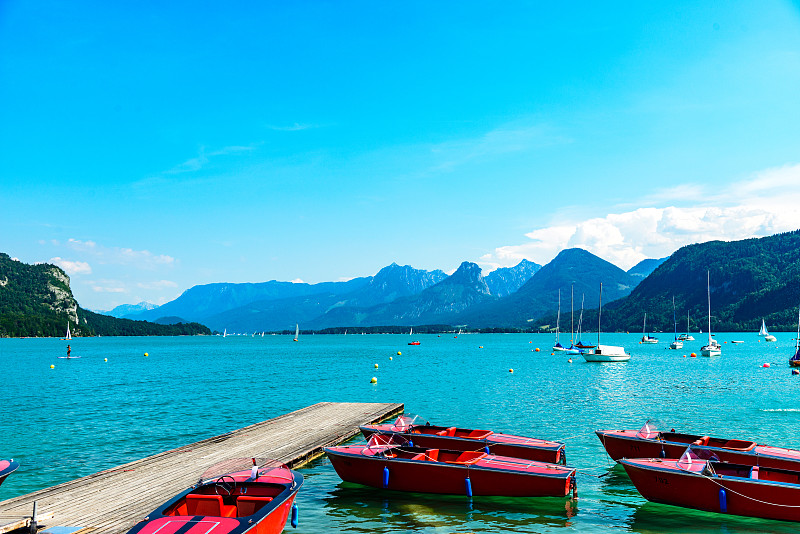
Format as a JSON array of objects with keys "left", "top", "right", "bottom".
[
  {"left": 669, "top": 297, "right": 682, "bottom": 350},
  {"left": 641, "top": 313, "right": 658, "bottom": 343},
  {"left": 582, "top": 283, "right": 630, "bottom": 362},
  {"left": 293, "top": 324, "right": 299, "bottom": 342},
  {"left": 790, "top": 307, "right": 800, "bottom": 367},
  {"left": 678, "top": 311, "right": 695, "bottom": 341},
  {"left": 700, "top": 271, "right": 721, "bottom": 357}
]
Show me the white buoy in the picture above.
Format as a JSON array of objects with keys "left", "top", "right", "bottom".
[{"left": 374, "top": 363, "right": 379, "bottom": 369}]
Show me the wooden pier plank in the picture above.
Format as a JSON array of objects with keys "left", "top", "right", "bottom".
[{"left": 0, "top": 402, "right": 403, "bottom": 534}]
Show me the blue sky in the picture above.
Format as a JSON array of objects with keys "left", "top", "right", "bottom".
[{"left": 3, "top": 1, "right": 800, "bottom": 310}]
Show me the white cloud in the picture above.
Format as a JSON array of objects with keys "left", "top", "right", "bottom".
[
  {"left": 290, "top": 278, "right": 305, "bottom": 284},
  {"left": 50, "top": 257, "right": 92, "bottom": 275},
  {"left": 480, "top": 163, "right": 800, "bottom": 271},
  {"left": 64, "top": 239, "right": 175, "bottom": 270},
  {"left": 91, "top": 285, "right": 126, "bottom": 293}
]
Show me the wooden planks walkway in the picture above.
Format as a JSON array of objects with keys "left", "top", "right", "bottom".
[{"left": 0, "top": 402, "right": 403, "bottom": 534}]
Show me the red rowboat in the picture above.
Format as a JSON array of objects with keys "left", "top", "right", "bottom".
[
  {"left": 408, "top": 341, "right": 420, "bottom": 345},
  {"left": 0, "top": 459, "right": 19, "bottom": 487},
  {"left": 360, "top": 415, "right": 566, "bottom": 464},
  {"left": 620, "top": 448, "right": 800, "bottom": 522},
  {"left": 597, "top": 420, "right": 800, "bottom": 470},
  {"left": 125, "top": 458, "right": 302, "bottom": 534},
  {"left": 325, "top": 434, "right": 576, "bottom": 497}
]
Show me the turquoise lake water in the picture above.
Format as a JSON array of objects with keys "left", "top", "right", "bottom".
[{"left": 2, "top": 333, "right": 799, "bottom": 533}]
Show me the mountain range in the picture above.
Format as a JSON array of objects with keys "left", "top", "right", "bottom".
[{"left": 125, "top": 250, "right": 662, "bottom": 332}]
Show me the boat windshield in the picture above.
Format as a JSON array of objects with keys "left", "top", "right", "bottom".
[
  {"left": 635, "top": 419, "right": 665, "bottom": 440},
  {"left": 391, "top": 414, "right": 424, "bottom": 431},
  {"left": 200, "top": 458, "right": 292, "bottom": 483},
  {"left": 367, "top": 433, "right": 410, "bottom": 450},
  {"left": 677, "top": 446, "right": 719, "bottom": 470}
]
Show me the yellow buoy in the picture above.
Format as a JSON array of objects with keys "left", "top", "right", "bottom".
[
  {"left": 50, "top": 364, "right": 55, "bottom": 369},
  {"left": 104, "top": 358, "right": 108, "bottom": 362},
  {"left": 509, "top": 368, "right": 514, "bottom": 373},
  {"left": 389, "top": 356, "right": 393, "bottom": 360},
  {"left": 479, "top": 346, "right": 483, "bottom": 349},
  {"left": 370, "top": 376, "right": 377, "bottom": 384},
  {"left": 374, "top": 363, "right": 379, "bottom": 369},
  {"left": 535, "top": 348, "right": 540, "bottom": 352},
  {"left": 397, "top": 351, "right": 401, "bottom": 356},
  {"left": 144, "top": 352, "right": 149, "bottom": 357}
]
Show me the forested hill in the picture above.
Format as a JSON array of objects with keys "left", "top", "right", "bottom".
[
  {"left": 0, "top": 253, "right": 209, "bottom": 337},
  {"left": 600, "top": 230, "right": 800, "bottom": 332}
]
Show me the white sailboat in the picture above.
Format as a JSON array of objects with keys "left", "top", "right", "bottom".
[
  {"left": 790, "top": 308, "right": 800, "bottom": 367},
  {"left": 641, "top": 313, "right": 658, "bottom": 343},
  {"left": 759, "top": 319, "right": 777, "bottom": 342},
  {"left": 669, "top": 297, "right": 683, "bottom": 350},
  {"left": 223, "top": 328, "right": 227, "bottom": 338},
  {"left": 65, "top": 322, "right": 72, "bottom": 340},
  {"left": 678, "top": 311, "right": 695, "bottom": 341},
  {"left": 553, "top": 289, "right": 567, "bottom": 351},
  {"left": 700, "top": 271, "right": 721, "bottom": 357},
  {"left": 582, "top": 282, "right": 631, "bottom": 362},
  {"left": 293, "top": 324, "right": 299, "bottom": 342}
]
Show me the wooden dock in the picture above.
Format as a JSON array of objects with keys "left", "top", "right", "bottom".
[{"left": 0, "top": 401, "right": 403, "bottom": 534}]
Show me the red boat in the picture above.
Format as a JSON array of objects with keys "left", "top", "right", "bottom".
[
  {"left": 408, "top": 341, "right": 420, "bottom": 345},
  {"left": 125, "top": 458, "right": 302, "bottom": 534},
  {"left": 597, "top": 420, "right": 800, "bottom": 471},
  {"left": 361, "top": 415, "right": 566, "bottom": 464},
  {"left": 620, "top": 448, "right": 800, "bottom": 522},
  {"left": 0, "top": 459, "right": 19, "bottom": 487},
  {"left": 325, "top": 434, "right": 576, "bottom": 497}
]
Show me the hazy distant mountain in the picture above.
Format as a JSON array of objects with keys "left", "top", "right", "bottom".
[
  {"left": 484, "top": 259, "right": 541, "bottom": 297},
  {"left": 627, "top": 257, "right": 668, "bottom": 280},
  {"left": 128, "top": 277, "right": 371, "bottom": 323},
  {"left": 455, "top": 248, "right": 638, "bottom": 328},
  {"left": 308, "top": 261, "right": 495, "bottom": 328},
  {"left": 601, "top": 230, "right": 800, "bottom": 332},
  {"left": 199, "top": 263, "right": 448, "bottom": 332},
  {"left": 102, "top": 301, "right": 158, "bottom": 318}
]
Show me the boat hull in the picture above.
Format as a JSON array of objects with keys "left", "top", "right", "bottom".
[
  {"left": 596, "top": 430, "right": 800, "bottom": 471},
  {"left": 325, "top": 448, "right": 574, "bottom": 497},
  {"left": 0, "top": 459, "right": 19, "bottom": 488},
  {"left": 621, "top": 459, "right": 800, "bottom": 522},
  {"left": 359, "top": 427, "right": 564, "bottom": 464}
]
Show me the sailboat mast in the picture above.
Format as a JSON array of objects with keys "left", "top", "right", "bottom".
[
  {"left": 673, "top": 296, "right": 677, "bottom": 341},
  {"left": 597, "top": 283, "right": 602, "bottom": 347},
  {"left": 707, "top": 271, "right": 712, "bottom": 345},
  {"left": 796, "top": 307, "right": 800, "bottom": 352},
  {"left": 556, "top": 289, "right": 561, "bottom": 343},
  {"left": 571, "top": 285, "right": 574, "bottom": 345}
]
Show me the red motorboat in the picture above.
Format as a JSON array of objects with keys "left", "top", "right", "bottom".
[
  {"left": 360, "top": 415, "right": 566, "bottom": 464},
  {"left": 408, "top": 341, "right": 420, "bottom": 345},
  {"left": 620, "top": 448, "right": 800, "bottom": 522},
  {"left": 325, "top": 434, "right": 576, "bottom": 498},
  {"left": 597, "top": 420, "right": 800, "bottom": 470},
  {"left": 0, "top": 459, "right": 19, "bottom": 487},
  {"left": 125, "top": 458, "right": 302, "bottom": 534}
]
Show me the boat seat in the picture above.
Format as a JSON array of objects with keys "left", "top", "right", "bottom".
[
  {"left": 445, "top": 427, "right": 457, "bottom": 437},
  {"left": 692, "top": 436, "right": 710, "bottom": 446},
  {"left": 236, "top": 496, "right": 273, "bottom": 517},
  {"left": 426, "top": 449, "right": 440, "bottom": 461},
  {"left": 750, "top": 466, "right": 759, "bottom": 480},
  {"left": 186, "top": 494, "right": 224, "bottom": 516},
  {"left": 435, "top": 430, "right": 448, "bottom": 436}
]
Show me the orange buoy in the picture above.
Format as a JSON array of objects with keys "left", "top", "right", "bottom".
[
  {"left": 535, "top": 348, "right": 540, "bottom": 352},
  {"left": 763, "top": 363, "right": 771, "bottom": 368},
  {"left": 690, "top": 353, "right": 697, "bottom": 358}
]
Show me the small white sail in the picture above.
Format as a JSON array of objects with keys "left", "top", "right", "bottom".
[
  {"left": 294, "top": 324, "right": 299, "bottom": 341},
  {"left": 66, "top": 323, "right": 72, "bottom": 340},
  {"left": 759, "top": 319, "right": 768, "bottom": 337}
]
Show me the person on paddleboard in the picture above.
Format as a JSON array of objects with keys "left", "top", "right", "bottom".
[{"left": 66, "top": 345, "right": 71, "bottom": 358}]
